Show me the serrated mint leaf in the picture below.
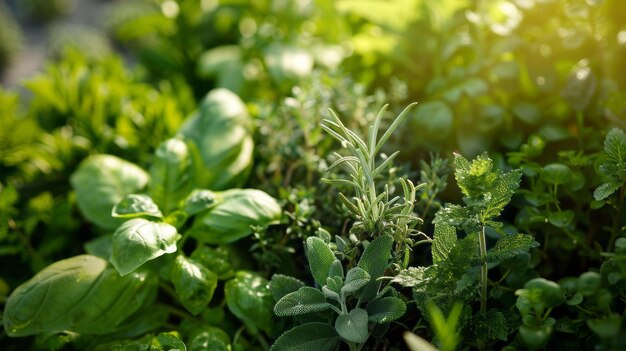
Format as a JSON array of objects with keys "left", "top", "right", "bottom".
[
  {"left": 335, "top": 308, "right": 369, "bottom": 343},
  {"left": 269, "top": 274, "right": 306, "bottom": 302},
  {"left": 432, "top": 223, "right": 457, "bottom": 264},
  {"left": 341, "top": 267, "right": 370, "bottom": 295},
  {"left": 366, "top": 297, "right": 406, "bottom": 323},
  {"left": 170, "top": 254, "right": 218, "bottom": 315},
  {"left": 306, "top": 237, "right": 336, "bottom": 287},
  {"left": 594, "top": 182, "right": 621, "bottom": 201},
  {"left": 486, "top": 234, "right": 538, "bottom": 262},
  {"left": 358, "top": 234, "right": 393, "bottom": 279},
  {"left": 274, "top": 287, "right": 331, "bottom": 317},
  {"left": 110, "top": 218, "right": 179, "bottom": 276},
  {"left": 270, "top": 323, "right": 339, "bottom": 351},
  {"left": 112, "top": 194, "right": 163, "bottom": 219},
  {"left": 391, "top": 267, "right": 428, "bottom": 288}
]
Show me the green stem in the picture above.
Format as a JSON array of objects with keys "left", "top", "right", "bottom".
[
  {"left": 348, "top": 342, "right": 359, "bottom": 351},
  {"left": 479, "top": 226, "right": 488, "bottom": 314},
  {"left": 608, "top": 185, "right": 626, "bottom": 252},
  {"left": 576, "top": 110, "right": 584, "bottom": 149}
]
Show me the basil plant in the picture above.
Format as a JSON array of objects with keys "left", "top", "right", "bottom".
[{"left": 3, "top": 89, "right": 282, "bottom": 349}]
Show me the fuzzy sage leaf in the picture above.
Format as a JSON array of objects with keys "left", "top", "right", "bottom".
[{"left": 274, "top": 287, "right": 331, "bottom": 316}]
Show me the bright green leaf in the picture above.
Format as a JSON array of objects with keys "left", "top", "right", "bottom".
[
  {"left": 110, "top": 218, "right": 179, "bottom": 276},
  {"left": 4, "top": 255, "right": 157, "bottom": 336},
  {"left": 71, "top": 154, "right": 149, "bottom": 230},
  {"left": 112, "top": 194, "right": 162, "bottom": 219}
]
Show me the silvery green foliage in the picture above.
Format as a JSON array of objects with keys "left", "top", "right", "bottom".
[{"left": 271, "top": 234, "right": 406, "bottom": 350}]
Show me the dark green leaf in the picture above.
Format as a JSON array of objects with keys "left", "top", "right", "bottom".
[
  {"left": 366, "top": 297, "right": 406, "bottom": 323},
  {"left": 225, "top": 271, "right": 273, "bottom": 333},
  {"left": 541, "top": 163, "right": 572, "bottom": 185},
  {"left": 170, "top": 255, "right": 218, "bottom": 315},
  {"left": 188, "top": 327, "right": 231, "bottom": 351},
  {"left": 190, "top": 246, "right": 234, "bottom": 280},
  {"left": 110, "top": 218, "right": 179, "bottom": 276},
  {"left": 270, "top": 323, "right": 339, "bottom": 351},
  {"left": 269, "top": 274, "right": 306, "bottom": 301}
]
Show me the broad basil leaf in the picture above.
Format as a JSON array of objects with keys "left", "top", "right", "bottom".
[
  {"left": 225, "top": 271, "right": 273, "bottom": 333},
  {"left": 84, "top": 234, "right": 112, "bottom": 259},
  {"left": 110, "top": 218, "right": 179, "bottom": 276},
  {"left": 189, "top": 189, "right": 281, "bottom": 244},
  {"left": 270, "top": 322, "right": 339, "bottom": 351},
  {"left": 366, "top": 297, "right": 406, "bottom": 323},
  {"left": 112, "top": 194, "right": 163, "bottom": 219},
  {"left": 149, "top": 138, "right": 195, "bottom": 214},
  {"left": 184, "top": 189, "right": 221, "bottom": 216},
  {"left": 341, "top": 267, "right": 370, "bottom": 295},
  {"left": 274, "top": 287, "right": 331, "bottom": 317},
  {"left": 170, "top": 255, "right": 218, "bottom": 315},
  {"left": 335, "top": 308, "right": 369, "bottom": 343},
  {"left": 94, "top": 331, "right": 186, "bottom": 351},
  {"left": 269, "top": 274, "right": 306, "bottom": 301},
  {"left": 306, "top": 236, "right": 336, "bottom": 287},
  {"left": 190, "top": 245, "right": 234, "bottom": 280},
  {"left": 71, "top": 154, "right": 149, "bottom": 230},
  {"left": 4, "top": 255, "right": 157, "bottom": 336},
  {"left": 188, "top": 327, "right": 231, "bottom": 351},
  {"left": 178, "top": 88, "right": 253, "bottom": 190}
]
